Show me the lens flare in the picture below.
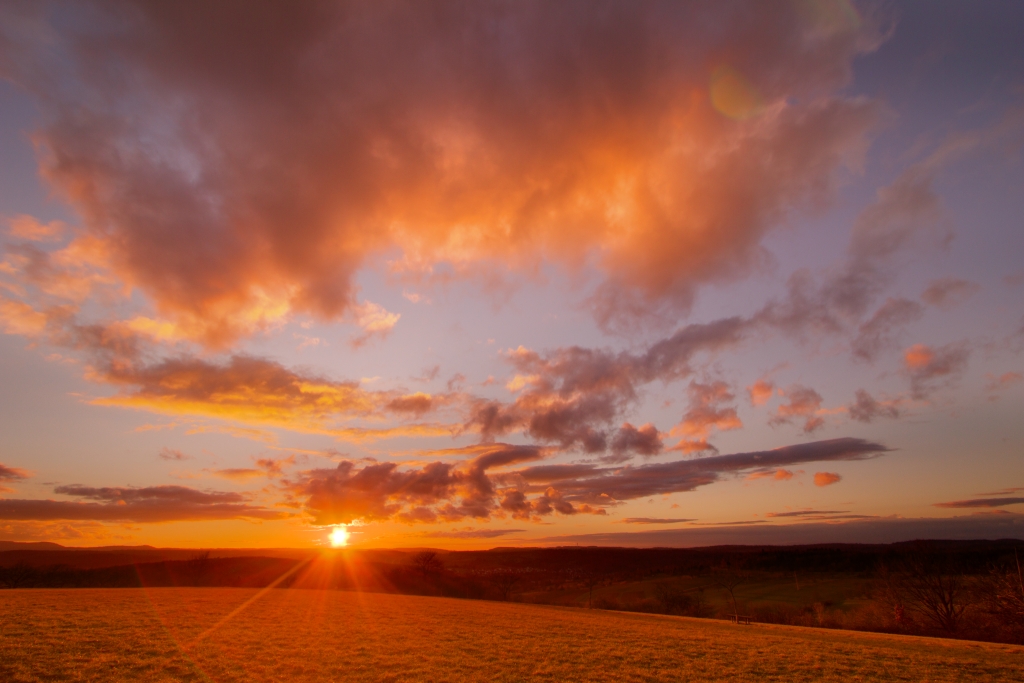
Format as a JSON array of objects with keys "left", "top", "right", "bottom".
[
  {"left": 710, "top": 65, "right": 763, "bottom": 120},
  {"left": 329, "top": 525, "right": 349, "bottom": 547}
]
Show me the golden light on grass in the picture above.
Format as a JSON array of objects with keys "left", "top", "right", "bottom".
[
  {"left": 329, "top": 525, "right": 349, "bottom": 547},
  {"left": 1, "top": 589, "right": 1021, "bottom": 682}
]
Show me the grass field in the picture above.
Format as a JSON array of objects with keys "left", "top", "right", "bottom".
[{"left": 2, "top": 588, "right": 1021, "bottom": 682}]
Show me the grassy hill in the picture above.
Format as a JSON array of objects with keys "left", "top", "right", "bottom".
[{"left": 1, "top": 588, "right": 1021, "bottom": 682}]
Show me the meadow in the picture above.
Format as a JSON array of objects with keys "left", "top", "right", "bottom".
[{"left": 1, "top": 588, "right": 1021, "bottom": 682}]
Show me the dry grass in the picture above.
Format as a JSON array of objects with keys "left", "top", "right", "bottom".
[{"left": 1, "top": 588, "right": 1021, "bottom": 682}]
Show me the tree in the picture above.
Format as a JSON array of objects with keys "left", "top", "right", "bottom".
[
  {"left": 712, "top": 573, "right": 745, "bottom": 619},
  {"left": 978, "top": 551, "right": 1024, "bottom": 633},
  {"left": 0, "top": 561, "right": 36, "bottom": 589},
  {"left": 490, "top": 568, "right": 523, "bottom": 601},
  {"left": 184, "top": 551, "right": 212, "bottom": 587},
  {"left": 412, "top": 551, "right": 444, "bottom": 577},
  {"left": 889, "top": 555, "right": 969, "bottom": 635},
  {"left": 654, "top": 582, "right": 693, "bottom": 615}
]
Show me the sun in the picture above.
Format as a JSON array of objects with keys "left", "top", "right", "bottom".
[{"left": 329, "top": 525, "right": 349, "bottom": 548}]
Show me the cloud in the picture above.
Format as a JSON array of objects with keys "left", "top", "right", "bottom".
[
  {"left": 0, "top": 484, "right": 284, "bottom": 522},
  {"left": 747, "top": 379, "right": 775, "bottom": 407},
  {"left": 466, "top": 316, "right": 752, "bottom": 453},
  {"left": 290, "top": 443, "right": 546, "bottom": 525},
  {"left": 157, "top": 448, "right": 190, "bottom": 461},
  {"left": 673, "top": 380, "right": 742, "bottom": 444},
  {"left": 903, "top": 342, "right": 969, "bottom": 399},
  {"left": 208, "top": 468, "right": 264, "bottom": 482},
  {"left": 933, "top": 497, "right": 1024, "bottom": 509},
  {"left": 619, "top": 518, "right": 694, "bottom": 525},
  {"left": 418, "top": 528, "right": 526, "bottom": 539},
  {"left": 747, "top": 469, "right": 795, "bottom": 481},
  {"left": 7, "top": 215, "right": 65, "bottom": 242},
  {"left": 1, "top": 1, "right": 886, "bottom": 344},
  {"left": 921, "top": 277, "right": 980, "bottom": 309},
  {"left": 0, "top": 463, "right": 30, "bottom": 482},
  {"left": 975, "top": 487, "right": 1024, "bottom": 496},
  {"left": 513, "top": 437, "right": 887, "bottom": 505},
  {"left": 814, "top": 472, "right": 842, "bottom": 486},
  {"left": 350, "top": 301, "right": 400, "bottom": 348},
  {"left": 770, "top": 385, "right": 825, "bottom": 433},
  {"left": 986, "top": 372, "right": 1022, "bottom": 393},
  {"left": 847, "top": 389, "right": 900, "bottom": 423},
  {"left": 527, "top": 512, "right": 1024, "bottom": 546},
  {"left": 765, "top": 509, "right": 848, "bottom": 518},
  {"left": 208, "top": 455, "right": 296, "bottom": 481},
  {"left": 608, "top": 422, "right": 663, "bottom": 460},
  {"left": 289, "top": 437, "right": 886, "bottom": 525},
  {"left": 851, "top": 297, "right": 924, "bottom": 362}
]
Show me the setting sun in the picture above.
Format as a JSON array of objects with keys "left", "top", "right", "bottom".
[{"left": 329, "top": 526, "right": 349, "bottom": 548}]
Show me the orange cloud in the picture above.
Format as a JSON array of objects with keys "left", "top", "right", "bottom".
[
  {"left": 671, "top": 381, "right": 742, "bottom": 450},
  {"left": 747, "top": 469, "right": 795, "bottom": 481},
  {"left": 986, "top": 371, "right": 1022, "bottom": 393},
  {"left": 747, "top": 379, "right": 775, "bottom": 407},
  {"left": 814, "top": 472, "right": 842, "bottom": 487},
  {"left": 903, "top": 342, "right": 969, "bottom": 399},
  {"left": 7, "top": 215, "right": 65, "bottom": 242},
  {"left": 4, "top": 2, "right": 882, "bottom": 344},
  {"left": 770, "top": 385, "right": 825, "bottom": 433}
]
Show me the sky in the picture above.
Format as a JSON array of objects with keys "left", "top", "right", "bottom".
[{"left": 0, "top": 0, "right": 1022, "bottom": 549}]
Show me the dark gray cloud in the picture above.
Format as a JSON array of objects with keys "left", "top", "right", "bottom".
[
  {"left": 287, "top": 437, "right": 887, "bottom": 525},
  {"left": 157, "top": 448, "right": 190, "bottom": 461},
  {"left": 0, "top": 463, "right": 30, "bottom": 482},
  {"left": 528, "top": 513, "right": 1024, "bottom": 547},
  {"left": 921, "top": 277, "right": 979, "bottom": 309},
  {"left": 619, "top": 518, "right": 694, "bottom": 525},
  {"left": 904, "top": 342, "right": 970, "bottom": 399},
  {"left": 521, "top": 437, "right": 887, "bottom": 504},
  {"left": 0, "top": 484, "right": 283, "bottom": 522},
  {"left": 848, "top": 389, "right": 900, "bottom": 423},
  {"left": 418, "top": 528, "right": 526, "bottom": 539},
  {"left": 851, "top": 297, "right": 924, "bottom": 362},
  {"left": 933, "top": 497, "right": 1024, "bottom": 509}
]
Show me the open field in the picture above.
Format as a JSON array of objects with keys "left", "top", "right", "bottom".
[{"left": 2, "top": 588, "right": 1022, "bottom": 682}]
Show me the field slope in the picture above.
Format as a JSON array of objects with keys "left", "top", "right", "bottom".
[{"left": 1, "top": 588, "right": 1021, "bottom": 682}]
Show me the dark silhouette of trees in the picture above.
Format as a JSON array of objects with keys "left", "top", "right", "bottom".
[
  {"left": 712, "top": 573, "right": 745, "bottom": 619},
  {"left": 654, "top": 582, "right": 693, "bottom": 615},
  {"left": 0, "top": 561, "right": 35, "bottom": 588},
  {"left": 490, "top": 568, "right": 523, "bottom": 601},
  {"left": 886, "top": 555, "right": 969, "bottom": 635},
  {"left": 184, "top": 551, "right": 212, "bottom": 587},
  {"left": 979, "top": 551, "right": 1024, "bottom": 635},
  {"left": 412, "top": 551, "right": 444, "bottom": 577}
]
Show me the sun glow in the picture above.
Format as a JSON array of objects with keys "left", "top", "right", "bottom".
[{"left": 329, "top": 525, "right": 349, "bottom": 547}]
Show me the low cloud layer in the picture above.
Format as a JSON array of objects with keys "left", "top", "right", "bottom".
[
  {"left": 290, "top": 437, "right": 888, "bottom": 526},
  {"left": 0, "top": 485, "right": 284, "bottom": 522}
]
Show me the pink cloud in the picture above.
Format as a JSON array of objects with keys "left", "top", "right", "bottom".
[{"left": 814, "top": 472, "right": 842, "bottom": 487}]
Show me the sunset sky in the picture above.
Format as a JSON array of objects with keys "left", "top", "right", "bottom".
[{"left": 0, "top": 0, "right": 1022, "bottom": 549}]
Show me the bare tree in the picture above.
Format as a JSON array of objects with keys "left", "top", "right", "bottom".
[
  {"left": 654, "top": 582, "right": 694, "bottom": 615},
  {"left": 583, "top": 571, "right": 602, "bottom": 609},
  {"left": 712, "top": 573, "right": 745, "bottom": 620},
  {"left": 0, "top": 561, "right": 36, "bottom": 589},
  {"left": 412, "top": 551, "right": 444, "bottom": 577},
  {"left": 978, "top": 550, "right": 1024, "bottom": 633},
  {"left": 491, "top": 568, "right": 523, "bottom": 601},
  {"left": 876, "top": 563, "right": 912, "bottom": 632},
  {"left": 893, "top": 555, "right": 969, "bottom": 635}
]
